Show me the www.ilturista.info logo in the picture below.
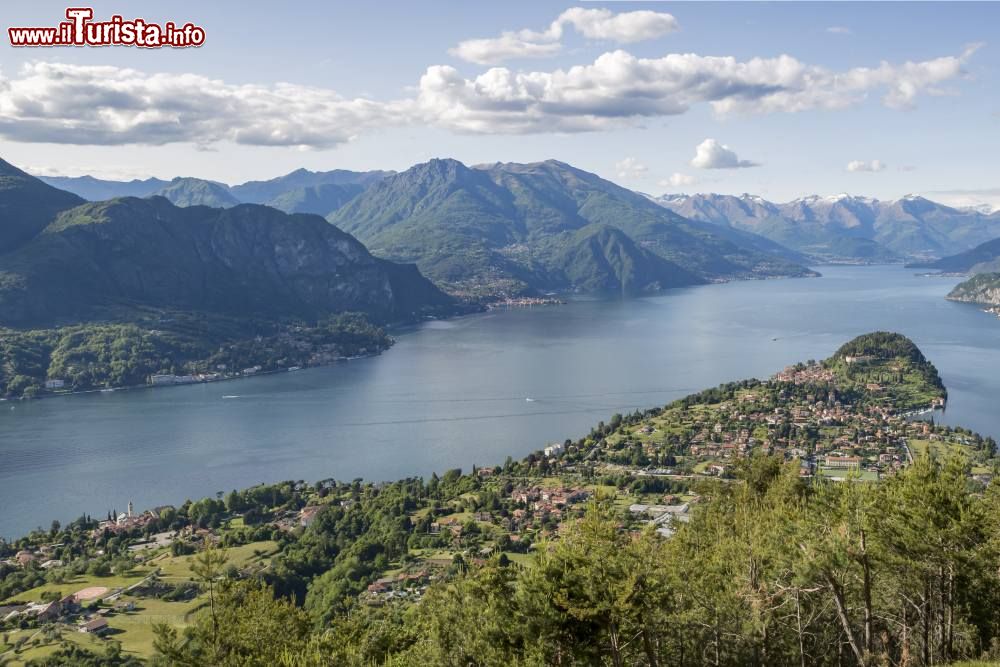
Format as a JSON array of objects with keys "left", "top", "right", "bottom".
[{"left": 8, "top": 7, "right": 205, "bottom": 48}]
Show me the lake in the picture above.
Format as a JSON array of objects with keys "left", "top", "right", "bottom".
[{"left": 1, "top": 265, "right": 997, "bottom": 538}]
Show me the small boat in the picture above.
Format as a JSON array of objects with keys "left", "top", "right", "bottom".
[
  {"left": 525, "top": 397, "right": 536, "bottom": 402},
  {"left": 222, "top": 395, "right": 241, "bottom": 399},
  {"left": 287, "top": 367, "right": 301, "bottom": 372}
]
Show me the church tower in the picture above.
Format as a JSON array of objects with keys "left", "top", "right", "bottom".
[{"left": 127, "top": 500, "right": 134, "bottom": 518}]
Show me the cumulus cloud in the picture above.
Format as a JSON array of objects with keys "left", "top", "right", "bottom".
[
  {"left": 615, "top": 157, "right": 648, "bottom": 179},
  {"left": 690, "top": 139, "right": 758, "bottom": 169},
  {"left": 450, "top": 8, "right": 678, "bottom": 65},
  {"left": 0, "top": 62, "right": 400, "bottom": 148},
  {"left": 417, "top": 46, "right": 980, "bottom": 135},
  {"left": 660, "top": 172, "right": 696, "bottom": 188},
  {"left": 846, "top": 159, "right": 887, "bottom": 172},
  {"left": 0, "top": 44, "right": 980, "bottom": 147}
]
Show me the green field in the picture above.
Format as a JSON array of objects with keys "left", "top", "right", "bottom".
[
  {"left": 2, "top": 542, "right": 277, "bottom": 663},
  {"left": 0, "top": 624, "right": 105, "bottom": 666},
  {"left": 151, "top": 540, "right": 278, "bottom": 583},
  {"left": 106, "top": 596, "right": 207, "bottom": 659},
  {"left": 2, "top": 569, "right": 152, "bottom": 604},
  {"left": 909, "top": 438, "right": 971, "bottom": 459},
  {"left": 503, "top": 552, "right": 534, "bottom": 567}
]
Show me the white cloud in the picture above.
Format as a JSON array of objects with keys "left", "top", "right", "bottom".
[
  {"left": 0, "top": 62, "right": 400, "bottom": 148},
  {"left": 0, "top": 44, "right": 980, "bottom": 147},
  {"left": 660, "top": 172, "right": 696, "bottom": 188},
  {"left": 690, "top": 139, "right": 758, "bottom": 169},
  {"left": 846, "top": 159, "right": 887, "bottom": 172},
  {"left": 926, "top": 188, "right": 1000, "bottom": 213},
  {"left": 449, "top": 8, "right": 678, "bottom": 65},
  {"left": 826, "top": 26, "right": 853, "bottom": 35},
  {"left": 447, "top": 35, "right": 562, "bottom": 66},
  {"left": 559, "top": 8, "right": 680, "bottom": 43},
  {"left": 417, "top": 46, "right": 979, "bottom": 135},
  {"left": 615, "top": 157, "right": 648, "bottom": 179}
]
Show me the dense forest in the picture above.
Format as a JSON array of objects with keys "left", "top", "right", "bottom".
[
  {"left": 119, "top": 455, "right": 1000, "bottom": 667},
  {"left": 0, "top": 313, "right": 392, "bottom": 398}
]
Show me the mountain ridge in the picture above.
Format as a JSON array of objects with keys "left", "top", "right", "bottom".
[
  {"left": 652, "top": 192, "right": 1000, "bottom": 262},
  {"left": 908, "top": 236, "right": 1000, "bottom": 274},
  {"left": 0, "top": 158, "right": 86, "bottom": 252},
  {"left": 0, "top": 191, "right": 455, "bottom": 327},
  {"left": 35, "top": 168, "right": 394, "bottom": 217},
  {"left": 329, "top": 158, "right": 816, "bottom": 298}
]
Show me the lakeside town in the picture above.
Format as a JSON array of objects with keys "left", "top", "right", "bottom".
[{"left": 1, "top": 333, "right": 993, "bottom": 663}]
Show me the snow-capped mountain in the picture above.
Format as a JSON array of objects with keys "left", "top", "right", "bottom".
[{"left": 650, "top": 193, "right": 1000, "bottom": 262}]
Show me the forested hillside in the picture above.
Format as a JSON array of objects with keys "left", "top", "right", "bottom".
[{"left": 329, "top": 159, "right": 815, "bottom": 299}]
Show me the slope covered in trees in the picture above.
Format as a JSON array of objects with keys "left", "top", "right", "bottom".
[
  {"left": 329, "top": 159, "right": 815, "bottom": 298},
  {"left": 0, "top": 196, "right": 455, "bottom": 328},
  {"left": 948, "top": 273, "right": 1000, "bottom": 307},
  {"left": 0, "top": 158, "right": 84, "bottom": 251}
]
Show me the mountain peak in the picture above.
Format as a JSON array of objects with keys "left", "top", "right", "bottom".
[
  {"left": 0, "top": 157, "right": 34, "bottom": 179},
  {"left": 0, "top": 157, "right": 87, "bottom": 249}
]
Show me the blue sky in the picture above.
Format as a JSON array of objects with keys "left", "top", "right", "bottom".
[{"left": 1, "top": 1, "right": 998, "bottom": 206}]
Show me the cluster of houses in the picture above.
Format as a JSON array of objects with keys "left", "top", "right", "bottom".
[
  {"left": 580, "top": 360, "right": 958, "bottom": 485},
  {"left": 2, "top": 542, "right": 65, "bottom": 571},
  {"left": 93, "top": 501, "right": 159, "bottom": 536},
  {"left": 0, "top": 595, "right": 78, "bottom": 624},
  {"left": 774, "top": 363, "right": 836, "bottom": 384},
  {"left": 505, "top": 486, "right": 591, "bottom": 529},
  {"left": 0, "top": 594, "right": 136, "bottom": 635},
  {"left": 364, "top": 570, "right": 434, "bottom": 603}
]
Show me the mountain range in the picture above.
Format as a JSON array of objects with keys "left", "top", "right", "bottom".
[
  {"left": 908, "top": 236, "right": 1000, "bottom": 275},
  {"left": 0, "top": 159, "right": 452, "bottom": 328},
  {"left": 652, "top": 193, "right": 1000, "bottom": 262},
  {"left": 21, "top": 156, "right": 1000, "bottom": 316},
  {"left": 39, "top": 167, "right": 394, "bottom": 218},
  {"left": 328, "top": 158, "right": 816, "bottom": 297}
]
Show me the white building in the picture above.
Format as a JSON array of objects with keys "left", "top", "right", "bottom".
[{"left": 543, "top": 442, "right": 565, "bottom": 457}]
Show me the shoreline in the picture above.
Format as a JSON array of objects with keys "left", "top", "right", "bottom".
[
  {"left": 1, "top": 350, "right": 387, "bottom": 404},
  {"left": 0, "top": 268, "right": 885, "bottom": 404}
]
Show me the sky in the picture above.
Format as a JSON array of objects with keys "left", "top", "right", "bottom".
[{"left": 1, "top": 1, "right": 998, "bottom": 207}]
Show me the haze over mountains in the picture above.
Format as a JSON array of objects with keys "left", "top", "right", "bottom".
[
  {"left": 653, "top": 193, "right": 1000, "bottom": 262},
  {"left": 40, "top": 168, "right": 394, "bottom": 217}
]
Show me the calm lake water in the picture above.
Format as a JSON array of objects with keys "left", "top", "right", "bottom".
[{"left": 1, "top": 265, "right": 998, "bottom": 538}]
